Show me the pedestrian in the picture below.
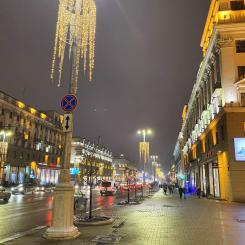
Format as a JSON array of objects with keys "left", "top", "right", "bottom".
[
  {"left": 183, "top": 187, "right": 186, "bottom": 199},
  {"left": 196, "top": 186, "right": 201, "bottom": 198},
  {"left": 163, "top": 184, "right": 167, "bottom": 195},
  {"left": 178, "top": 187, "right": 183, "bottom": 199},
  {"left": 168, "top": 185, "right": 172, "bottom": 195}
]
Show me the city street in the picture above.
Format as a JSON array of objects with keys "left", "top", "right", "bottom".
[
  {"left": 3, "top": 191, "right": 245, "bottom": 245},
  {"left": 0, "top": 188, "right": 139, "bottom": 241}
]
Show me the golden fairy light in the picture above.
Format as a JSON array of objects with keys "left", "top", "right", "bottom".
[
  {"left": 139, "top": 142, "right": 150, "bottom": 164},
  {"left": 51, "top": 0, "right": 96, "bottom": 87}
]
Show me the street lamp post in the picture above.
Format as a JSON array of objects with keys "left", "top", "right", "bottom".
[{"left": 45, "top": 0, "right": 97, "bottom": 240}]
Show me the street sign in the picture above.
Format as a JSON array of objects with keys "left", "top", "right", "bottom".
[
  {"left": 63, "top": 114, "right": 73, "bottom": 132},
  {"left": 61, "top": 94, "right": 78, "bottom": 112}
]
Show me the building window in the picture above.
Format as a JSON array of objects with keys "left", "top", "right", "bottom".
[
  {"left": 236, "top": 40, "right": 245, "bottom": 53},
  {"left": 1, "top": 109, "right": 4, "bottom": 115},
  {"left": 241, "top": 93, "right": 245, "bottom": 107},
  {"left": 9, "top": 112, "right": 13, "bottom": 119},
  {"left": 238, "top": 66, "right": 245, "bottom": 80},
  {"left": 230, "top": 1, "right": 244, "bottom": 10}
]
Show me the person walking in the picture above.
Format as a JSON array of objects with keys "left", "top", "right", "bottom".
[
  {"left": 163, "top": 184, "right": 167, "bottom": 195},
  {"left": 178, "top": 187, "right": 183, "bottom": 199},
  {"left": 196, "top": 186, "right": 201, "bottom": 198}
]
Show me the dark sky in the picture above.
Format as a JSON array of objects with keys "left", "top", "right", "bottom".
[{"left": 0, "top": 0, "right": 210, "bottom": 172}]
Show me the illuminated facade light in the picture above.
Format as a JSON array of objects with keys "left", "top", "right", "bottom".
[
  {"left": 40, "top": 113, "right": 47, "bottom": 120},
  {"left": 29, "top": 107, "right": 37, "bottom": 114},
  {"left": 17, "top": 101, "right": 25, "bottom": 109}
]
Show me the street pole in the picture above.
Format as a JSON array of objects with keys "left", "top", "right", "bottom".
[
  {"left": 44, "top": 45, "right": 80, "bottom": 240},
  {"left": 89, "top": 156, "right": 93, "bottom": 220}
]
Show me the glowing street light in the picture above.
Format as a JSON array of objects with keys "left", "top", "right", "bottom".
[{"left": 137, "top": 128, "right": 152, "bottom": 142}]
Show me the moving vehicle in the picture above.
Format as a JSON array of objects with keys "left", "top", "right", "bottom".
[
  {"left": 33, "top": 185, "right": 46, "bottom": 193},
  {"left": 0, "top": 186, "right": 11, "bottom": 203},
  {"left": 100, "top": 181, "right": 116, "bottom": 196},
  {"left": 11, "top": 183, "right": 37, "bottom": 195}
]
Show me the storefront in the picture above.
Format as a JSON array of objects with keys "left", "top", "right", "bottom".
[
  {"left": 200, "top": 159, "right": 220, "bottom": 198},
  {"left": 37, "top": 163, "right": 60, "bottom": 185}
]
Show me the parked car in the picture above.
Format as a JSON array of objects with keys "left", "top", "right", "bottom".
[
  {"left": 0, "top": 186, "right": 11, "bottom": 203},
  {"left": 11, "top": 183, "right": 37, "bottom": 195},
  {"left": 100, "top": 181, "right": 116, "bottom": 196}
]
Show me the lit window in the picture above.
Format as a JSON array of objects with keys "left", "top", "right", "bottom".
[{"left": 44, "top": 155, "right": 49, "bottom": 163}]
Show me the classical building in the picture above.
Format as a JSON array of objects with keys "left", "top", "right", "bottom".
[
  {"left": 173, "top": 0, "right": 245, "bottom": 202},
  {"left": 112, "top": 155, "right": 138, "bottom": 183},
  {"left": 0, "top": 90, "right": 64, "bottom": 185},
  {"left": 70, "top": 137, "right": 113, "bottom": 184}
]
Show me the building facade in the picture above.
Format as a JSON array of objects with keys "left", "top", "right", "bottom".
[
  {"left": 173, "top": 0, "right": 245, "bottom": 202},
  {"left": 70, "top": 137, "right": 113, "bottom": 184},
  {"left": 112, "top": 155, "right": 138, "bottom": 183},
  {"left": 0, "top": 90, "right": 64, "bottom": 185}
]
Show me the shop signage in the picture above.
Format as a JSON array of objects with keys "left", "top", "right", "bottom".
[{"left": 234, "top": 138, "right": 245, "bottom": 161}]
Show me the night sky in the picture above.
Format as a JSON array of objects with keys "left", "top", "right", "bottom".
[{"left": 0, "top": 0, "right": 210, "bottom": 172}]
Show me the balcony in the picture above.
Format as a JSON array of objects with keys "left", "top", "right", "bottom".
[{"left": 217, "top": 10, "right": 245, "bottom": 24}]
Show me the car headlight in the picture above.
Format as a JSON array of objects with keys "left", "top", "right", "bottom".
[
  {"left": 19, "top": 188, "right": 24, "bottom": 192},
  {"left": 11, "top": 187, "right": 14, "bottom": 191},
  {"left": 75, "top": 185, "right": 79, "bottom": 189},
  {"left": 41, "top": 187, "right": 45, "bottom": 191}
]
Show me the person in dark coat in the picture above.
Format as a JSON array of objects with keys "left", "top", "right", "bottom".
[
  {"left": 163, "top": 184, "right": 167, "bottom": 195},
  {"left": 178, "top": 187, "right": 183, "bottom": 199},
  {"left": 196, "top": 186, "right": 201, "bottom": 198}
]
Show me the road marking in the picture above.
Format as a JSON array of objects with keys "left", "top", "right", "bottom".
[
  {"left": 85, "top": 207, "right": 101, "bottom": 214},
  {"left": 0, "top": 226, "right": 46, "bottom": 244},
  {"left": 0, "top": 208, "right": 51, "bottom": 221}
]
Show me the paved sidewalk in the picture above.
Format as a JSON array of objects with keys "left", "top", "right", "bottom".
[{"left": 3, "top": 191, "right": 245, "bottom": 245}]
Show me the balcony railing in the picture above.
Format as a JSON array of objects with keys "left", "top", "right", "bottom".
[{"left": 218, "top": 10, "right": 245, "bottom": 24}]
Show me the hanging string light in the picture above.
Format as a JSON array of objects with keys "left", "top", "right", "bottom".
[
  {"left": 139, "top": 142, "right": 150, "bottom": 164},
  {"left": 51, "top": 0, "right": 96, "bottom": 87}
]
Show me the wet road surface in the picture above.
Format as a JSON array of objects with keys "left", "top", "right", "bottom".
[{"left": 0, "top": 187, "right": 139, "bottom": 240}]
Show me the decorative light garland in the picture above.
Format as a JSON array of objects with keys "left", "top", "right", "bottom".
[
  {"left": 51, "top": 0, "right": 96, "bottom": 87},
  {"left": 139, "top": 142, "right": 150, "bottom": 164}
]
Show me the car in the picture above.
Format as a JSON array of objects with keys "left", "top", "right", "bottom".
[
  {"left": 33, "top": 185, "right": 46, "bottom": 193},
  {"left": 0, "top": 186, "right": 11, "bottom": 203},
  {"left": 99, "top": 181, "right": 116, "bottom": 196},
  {"left": 11, "top": 183, "right": 37, "bottom": 195}
]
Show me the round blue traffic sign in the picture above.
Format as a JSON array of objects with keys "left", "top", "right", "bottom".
[{"left": 61, "top": 94, "right": 78, "bottom": 112}]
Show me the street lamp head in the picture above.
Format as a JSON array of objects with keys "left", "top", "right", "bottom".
[
  {"left": 137, "top": 130, "right": 142, "bottom": 135},
  {"left": 147, "top": 129, "right": 152, "bottom": 135}
]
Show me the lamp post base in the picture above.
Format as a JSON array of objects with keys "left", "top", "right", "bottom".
[
  {"left": 44, "top": 226, "right": 80, "bottom": 240},
  {"left": 44, "top": 169, "right": 80, "bottom": 240}
]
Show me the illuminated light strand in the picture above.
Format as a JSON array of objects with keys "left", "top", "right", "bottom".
[
  {"left": 139, "top": 142, "right": 150, "bottom": 164},
  {"left": 51, "top": 0, "right": 96, "bottom": 87}
]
